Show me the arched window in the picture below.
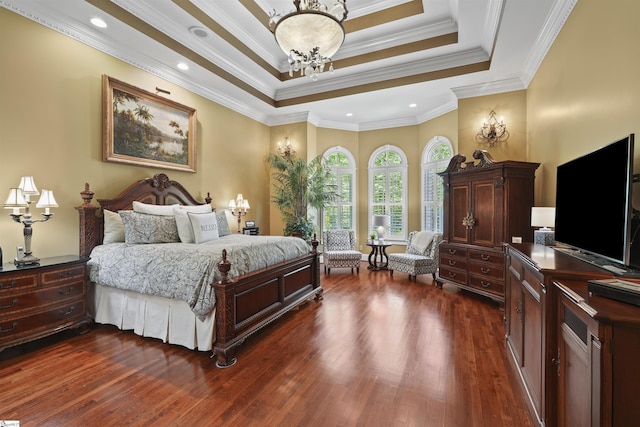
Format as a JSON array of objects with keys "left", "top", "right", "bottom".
[
  {"left": 421, "top": 136, "right": 453, "bottom": 232},
  {"left": 368, "top": 145, "right": 408, "bottom": 241},
  {"left": 323, "top": 147, "right": 356, "bottom": 231}
]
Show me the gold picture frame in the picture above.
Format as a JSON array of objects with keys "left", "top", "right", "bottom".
[{"left": 102, "top": 75, "right": 196, "bottom": 172}]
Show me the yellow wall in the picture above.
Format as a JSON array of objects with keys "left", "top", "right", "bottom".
[
  {"left": 527, "top": 0, "right": 640, "bottom": 207},
  {"left": 0, "top": 9, "right": 270, "bottom": 258},
  {"left": 3, "top": 0, "right": 639, "bottom": 261},
  {"left": 459, "top": 91, "right": 528, "bottom": 162}
]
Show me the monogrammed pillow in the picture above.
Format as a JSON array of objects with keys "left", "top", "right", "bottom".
[
  {"left": 173, "top": 204, "right": 213, "bottom": 243},
  {"left": 188, "top": 212, "right": 220, "bottom": 244}
]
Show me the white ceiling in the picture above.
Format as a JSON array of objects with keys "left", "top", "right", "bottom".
[{"left": 1, "top": 0, "right": 576, "bottom": 131}]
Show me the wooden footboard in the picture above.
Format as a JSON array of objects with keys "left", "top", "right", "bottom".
[
  {"left": 76, "top": 173, "right": 322, "bottom": 368},
  {"left": 213, "top": 244, "right": 322, "bottom": 367}
]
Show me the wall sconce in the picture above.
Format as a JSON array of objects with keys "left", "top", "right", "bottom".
[
  {"left": 372, "top": 214, "right": 390, "bottom": 241},
  {"left": 475, "top": 110, "right": 509, "bottom": 147},
  {"left": 531, "top": 207, "right": 555, "bottom": 246},
  {"left": 229, "top": 193, "right": 250, "bottom": 233},
  {"left": 277, "top": 137, "right": 296, "bottom": 159},
  {"left": 3, "top": 176, "right": 58, "bottom": 266}
]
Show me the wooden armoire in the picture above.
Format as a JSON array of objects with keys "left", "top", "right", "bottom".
[{"left": 436, "top": 150, "right": 540, "bottom": 303}]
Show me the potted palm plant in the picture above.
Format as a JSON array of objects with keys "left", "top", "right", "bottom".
[{"left": 267, "top": 153, "right": 338, "bottom": 240}]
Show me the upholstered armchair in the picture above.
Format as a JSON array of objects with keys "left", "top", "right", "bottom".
[
  {"left": 322, "top": 230, "right": 362, "bottom": 275},
  {"left": 388, "top": 231, "right": 443, "bottom": 280}
]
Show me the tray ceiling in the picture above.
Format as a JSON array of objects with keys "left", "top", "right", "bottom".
[{"left": 1, "top": 0, "right": 576, "bottom": 130}]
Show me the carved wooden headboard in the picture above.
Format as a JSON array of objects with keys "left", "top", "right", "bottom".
[{"left": 76, "top": 173, "right": 211, "bottom": 258}]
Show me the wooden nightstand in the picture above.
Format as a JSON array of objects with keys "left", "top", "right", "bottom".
[{"left": 0, "top": 255, "right": 91, "bottom": 351}]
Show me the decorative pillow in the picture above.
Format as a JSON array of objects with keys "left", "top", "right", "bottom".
[
  {"left": 216, "top": 211, "right": 231, "bottom": 237},
  {"left": 119, "top": 211, "right": 179, "bottom": 244},
  {"left": 132, "top": 201, "right": 179, "bottom": 216},
  {"left": 173, "top": 204, "right": 213, "bottom": 243},
  {"left": 188, "top": 212, "right": 220, "bottom": 244},
  {"left": 103, "top": 209, "right": 125, "bottom": 244}
]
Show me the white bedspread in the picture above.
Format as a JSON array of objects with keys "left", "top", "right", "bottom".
[{"left": 87, "top": 234, "right": 309, "bottom": 319}]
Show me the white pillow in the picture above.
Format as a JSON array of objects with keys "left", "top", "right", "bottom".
[
  {"left": 173, "top": 204, "right": 213, "bottom": 243},
  {"left": 188, "top": 212, "right": 219, "bottom": 244},
  {"left": 103, "top": 209, "right": 125, "bottom": 243},
  {"left": 132, "top": 201, "right": 179, "bottom": 216}
]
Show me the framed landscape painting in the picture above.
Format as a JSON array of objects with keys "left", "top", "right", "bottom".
[{"left": 102, "top": 75, "right": 196, "bottom": 172}]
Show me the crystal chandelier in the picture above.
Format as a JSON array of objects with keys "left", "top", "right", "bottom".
[
  {"left": 269, "top": 0, "right": 348, "bottom": 81},
  {"left": 475, "top": 110, "right": 509, "bottom": 147}
]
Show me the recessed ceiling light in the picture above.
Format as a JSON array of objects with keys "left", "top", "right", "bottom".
[
  {"left": 346, "top": 113, "right": 353, "bottom": 117},
  {"left": 189, "top": 26, "right": 209, "bottom": 38},
  {"left": 177, "top": 62, "right": 189, "bottom": 70},
  {"left": 409, "top": 103, "right": 417, "bottom": 108},
  {"left": 90, "top": 17, "right": 107, "bottom": 28}
]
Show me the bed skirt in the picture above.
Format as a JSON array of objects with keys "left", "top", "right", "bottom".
[{"left": 87, "top": 282, "right": 215, "bottom": 351}]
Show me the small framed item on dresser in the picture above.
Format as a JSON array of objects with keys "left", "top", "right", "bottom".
[{"left": 243, "top": 221, "right": 259, "bottom": 235}]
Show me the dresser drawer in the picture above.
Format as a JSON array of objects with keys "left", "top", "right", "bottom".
[
  {"left": 468, "top": 275, "right": 505, "bottom": 296},
  {"left": 0, "top": 300, "right": 87, "bottom": 344},
  {"left": 440, "top": 254, "right": 467, "bottom": 270},
  {"left": 468, "top": 261, "right": 505, "bottom": 280},
  {"left": 439, "top": 266, "right": 467, "bottom": 285},
  {"left": 0, "top": 273, "right": 38, "bottom": 294},
  {"left": 469, "top": 249, "right": 504, "bottom": 266},
  {"left": 0, "top": 279, "right": 85, "bottom": 318},
  {"left": 41, "top": 264, "right": 86, "bottom": 286},
  {"left": 441, "top": 244, "right": 467, "bottom": 259}
]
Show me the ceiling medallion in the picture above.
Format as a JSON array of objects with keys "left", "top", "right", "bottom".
[{"left": 269, "top": 0, "right": 348, "bottom": 81}]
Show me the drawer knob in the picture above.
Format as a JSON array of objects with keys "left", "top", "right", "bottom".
[
  {"left": 0, "top": 321, "right": 18, "bottom": 333},
  {"left": 480, "top": 254, "right": 490, "bottom": 260},
  {"left": 0, "top": 298, "right": 18, "bottom": 309},
  {"left": 448, "top": 260, "right": 456, "bottom": 266},
  {"left": 448, "top": 249, "right": 456, "bottom": 254},
  {"left": 480, "top": 281, "right": 491, "bottom": 288},
  {"left": 58, "top": 286, "right": 75, "bottom": 295},
  {"left": 58, "top": 271, "right": 73, "bottom": 278},
  {"left": 0, "top": 280, "right": 17, "bottom": 289},
  {"left": 480, "top": 267, "right": 491, "bottom": 274},
  {"left": 448, "top": 272, "right": 456, "bottom": 278}
]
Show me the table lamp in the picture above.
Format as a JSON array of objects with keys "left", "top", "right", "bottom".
[
  {"left": 531, "top": 207, "right": 555, "bottom": 246},
  {"left": 372, "top": 214, "right": 390, "bottom": 242}
]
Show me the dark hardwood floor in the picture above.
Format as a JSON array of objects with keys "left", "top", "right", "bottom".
[{"left": 0, "top": 263, "right": 533, "bottom": 426}]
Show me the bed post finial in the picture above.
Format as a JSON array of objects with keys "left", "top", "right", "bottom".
[
  {"left": 217, "top": 249, "right": 231, "bottom": 284},
  {"left": 80, "top": 183, "right": 94, "bottom": 207},
  {"left": 76, "top": 182, "right": 100, "bottom": 259},
  {"left": 310, "top": 233, "right": 319, "bottom": 254}
]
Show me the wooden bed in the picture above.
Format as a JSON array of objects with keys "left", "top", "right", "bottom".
[{"left": 76, "top": 173, "right": 322, "bottom": 367}]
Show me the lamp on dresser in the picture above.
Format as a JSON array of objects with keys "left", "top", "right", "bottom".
[
  {"left": 3, "top": 176, "right": 58, "bottom": 266},
  {"left": 531, "top": 207, "right": 555, "bottom": 246},
  {"left": 229, "top": 193, "right": 250, "bottom": 233}
]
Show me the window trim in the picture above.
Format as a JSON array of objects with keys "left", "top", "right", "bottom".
[
  {"left": 368, "top": 145, "right": 408, "bottom": 242},
  {"left": 420, "top": 136, "right": 453, "bottom": 233},
  {"left": 322, "top": 146, "right": 357, "bottom": 233}
]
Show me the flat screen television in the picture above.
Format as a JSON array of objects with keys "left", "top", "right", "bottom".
[{"left": 555, "top": 134, "right": 637, "bottom": 270}]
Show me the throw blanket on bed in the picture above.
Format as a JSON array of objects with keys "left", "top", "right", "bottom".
[{"left": 87, "top": 234, "right": 310, "bottom": 319}]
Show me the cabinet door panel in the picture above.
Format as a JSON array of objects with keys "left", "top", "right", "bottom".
[
  {"left": 471, "top": 182, "right": 496, "bottom": 245},
  {"left": 506, "top": 275, "right": 524, "bottom": 366},
  {"left": 522, "top": 280, "right": 542, "bottom": 417},
  {"left": 450, "top": 185, "right": 470, "bottom": 243}
]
